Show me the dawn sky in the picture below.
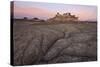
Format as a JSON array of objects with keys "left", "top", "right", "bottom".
[{"left": 13, "top": 1, "right": 97, "bottom": 21}]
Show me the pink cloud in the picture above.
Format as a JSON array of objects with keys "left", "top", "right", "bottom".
[{"left": 14, "top": 6, "right": 55, "bottom": 19}]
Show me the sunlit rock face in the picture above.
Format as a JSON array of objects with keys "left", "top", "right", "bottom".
[
  {"left": 13, "top": 20, "right": 97, "bottom": 65},
  {"left": 48, "top": 12, "right": 78, "bottom": 22}
]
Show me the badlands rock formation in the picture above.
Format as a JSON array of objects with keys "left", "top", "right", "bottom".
[{"left": 13, "top": 21, "right": 97, "bottom": 65}]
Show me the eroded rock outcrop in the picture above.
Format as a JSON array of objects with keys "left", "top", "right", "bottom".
[{"left": 13, "top": 22, "right": 97, "bottom": 65}]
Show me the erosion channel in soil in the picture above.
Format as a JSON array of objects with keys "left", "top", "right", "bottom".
[{"left": 13, "top": 21, "right": 97, "bottom": 65}]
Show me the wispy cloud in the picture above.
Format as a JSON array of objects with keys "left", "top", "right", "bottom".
[{"left": 14, "top": 6, "right": 55, "bottom": 19}]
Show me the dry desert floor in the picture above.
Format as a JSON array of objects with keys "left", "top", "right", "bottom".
[{"left": 13, "top": 20, "right": 97, "bottom": 65}]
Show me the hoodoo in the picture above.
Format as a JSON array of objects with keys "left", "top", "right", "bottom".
[{"left": 48, "top": 12, "right": 78, "bottom": 22}]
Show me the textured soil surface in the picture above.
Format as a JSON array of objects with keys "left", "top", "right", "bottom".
[{"left": 13, "top": 20, "right": 97, "bottom": 66}]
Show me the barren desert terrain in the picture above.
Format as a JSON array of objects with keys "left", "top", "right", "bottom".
[{"left": 13, "top": 20, "right": 97, "bottom": 65}]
